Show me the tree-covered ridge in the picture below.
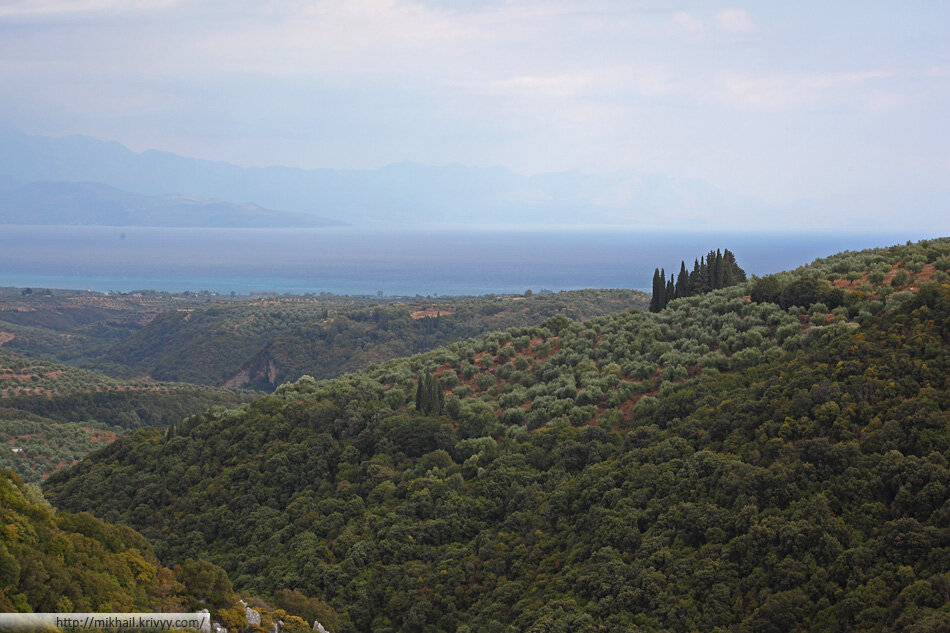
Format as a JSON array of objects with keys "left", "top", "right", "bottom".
[
  {"left": 0, "top": 349, "right": 256, "bottom": 483},
  {"left": 44, "top": 238, "right": 950, "bottom": 632},
  {"left": 106, "top": 289, "right": 647, "bottom": 389},
  {"left": 650, "top": 248, "right": 746, "bottom": 312},
  {"left": 2, "top": 286, "right": 647, "bottom": 390},
  {"left": 0, "top": 468, "right": 237, "bottom": 614},
  {"left": 0, "top": 470, "right": 330, "bottom": 631}
]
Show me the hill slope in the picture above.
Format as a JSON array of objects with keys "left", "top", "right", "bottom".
[
  {"left": 108, "top": 289, "right": 648, "bottom": 389},
  {"left": 44, "top": 238, "right": 950, "bottom": 632},
  {"left": 2, "top": 288, "right": 648, "bottom": 390},
  {"left": 0, "top": 469, "right": 237, "bottom": 613},
  {"left": 0, "top": 349, "right": 255, "bottom": 482}
]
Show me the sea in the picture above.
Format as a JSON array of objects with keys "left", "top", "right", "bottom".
[{"left": 0, "top": 225, "right": 942, "bottom": 296}]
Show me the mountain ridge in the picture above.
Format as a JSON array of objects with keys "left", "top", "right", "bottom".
[
  {"left": 0, "top": 179, "right": 344, "bottom": 228},
  {"left": 0, "top": 127, "right": 765, "bottom": 226}
]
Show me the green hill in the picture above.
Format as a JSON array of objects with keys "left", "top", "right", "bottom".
[
  {"left": 103, "top": 289, "right": 647, "bottom": 389},
  {"left": 0, "top": 349, "right": 255, "bottom": 483},
  {"left": 0, "top": 468, "right": 235, "bottom": 613},
  {"left": 2, "top": 287, "right": 648, "bottom": 390},
  {"left": 44, "top": 239, "right": 950, "bottom": 632}
]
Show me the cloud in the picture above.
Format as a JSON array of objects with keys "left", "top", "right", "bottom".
[
  {"left": 709, "top": 70, "right": 893, "bottom": 110},
  {"left": 483, "top": 74, "right": 594, "bottom": 98},
  {"left": 672, "top": 11, "right": 703, "bottom": 33},
  {"left": 716, "top": 8, "right": 755, "bottom": 33}
]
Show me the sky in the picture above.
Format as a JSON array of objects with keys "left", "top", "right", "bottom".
[{"left": 0, "top": 0, "right": 948, "bottom": 205}]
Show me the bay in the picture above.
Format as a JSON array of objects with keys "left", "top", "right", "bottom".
[{"left": 0, "top": 225, "right": 941, "bottom": 296}]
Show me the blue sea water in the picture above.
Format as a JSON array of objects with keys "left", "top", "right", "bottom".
[{"left": 0, "top": 225, "right": 942, "bottom": 296}]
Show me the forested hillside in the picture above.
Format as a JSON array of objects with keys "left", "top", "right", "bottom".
[
  {"left": 0, "top": 468, "right": 235, "bottom": 613},
  {"left": 0, "top": 350, "right": 254, "bottom": 482},
  {"left": 2, "top": 287, "right": 647, "bottom": 390},
  {"left": 0, "top": 288, "right": 387, "bottom": 376},
  {"left": 0, "top": 469, "right": 329, "bottom": 631},
  {"left": 101, "top": 289, "right": 647, "bottom": 389},
  {"left": 45, "top": 239, "right": 950, "bottom": 632}
]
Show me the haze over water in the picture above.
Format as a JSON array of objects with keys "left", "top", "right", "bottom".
[{"left": 1, "top": 226, "right": 939, "bottom": 296}]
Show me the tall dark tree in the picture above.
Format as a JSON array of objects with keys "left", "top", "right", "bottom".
[
  {"left": 650, "top": 268, "right": 662, "bottom": 312},
  {"left": 723, "top": 249, "right": 746, "bottom": 283},
  {"left": 675, "top": 261, "right": 690, "bottom": 298},
  {"left": 415, "top": 370, "right": 444, "bottom": 416},
  {"left": 659, "top": 268, "right": 667, "bottom": 309},
  {"left": 652, "top": 248, "right": 747, "bottom": 306},
  {"left": 714, "top": 249, "right": 724, "bottom": 289}
]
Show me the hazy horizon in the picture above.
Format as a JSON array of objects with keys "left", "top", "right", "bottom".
[{"left": 1, "top": 1, "right": 948, "bottom": 231}]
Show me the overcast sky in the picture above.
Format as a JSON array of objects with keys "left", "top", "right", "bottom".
[{"left": 0, "top": 0, "right": 948, "bottom": 204}]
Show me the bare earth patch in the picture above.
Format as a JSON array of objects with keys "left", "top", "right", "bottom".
[{"left": 410, "top": 308, "right": 455, "bottom": 320}]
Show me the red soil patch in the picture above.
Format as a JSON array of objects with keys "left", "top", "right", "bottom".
[
  {"left": 83, "top": 427, "right": 118, "bottom": 443},
  {"left": 916, "top": 263, "right": 936, "bottom": 283},
  {"left": 410, "top": 308, "right": 455, "bottom": 320},
  {"left": 0, "top": 332, "right": 13, "bottom": 346}
]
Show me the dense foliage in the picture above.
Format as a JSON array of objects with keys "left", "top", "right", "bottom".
[
  {"left": 0, "top": 416, "right": 116, "bottom": 483},
  {"left": 0, "top": 469, "right": 235, "bottom": 614},
  {"left": 43, "top": 239, "right": 950, "bottom": 632}
]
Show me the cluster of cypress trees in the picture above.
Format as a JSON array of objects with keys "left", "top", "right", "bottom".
[
  {"left": 414, "top": 370, "right": 445, "bottom": 415},
  {"left": 650, "top": 248, "right": 747, "bottom": 312}
]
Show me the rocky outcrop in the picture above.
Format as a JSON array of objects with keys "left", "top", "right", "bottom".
[
  {"left": 223, "top": 349, "right": 281, "bottom": 388},
  {"left": 313, "top": 620, "right": 329, "bottom": 633}
]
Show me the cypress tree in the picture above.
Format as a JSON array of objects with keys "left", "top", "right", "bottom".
[
  {"left": 415, "top": 371, "right": 426, "bottom": 412},
  {"left": 428, "top": 372, "right": 443, "bottom": 415},
  {"left": 675, "top": 261, "right": 690, "bottom": 298},
  {"left": 659, "top": 268, "right": 667, "bottom": 310},
  {"left": 724, "top": 249, "right": 746, "bottom": 283},
  {"left": 689, "top": 259, "right": 702, "bottom": 295},
  {"left": 650, "top": 268, "right": 662, "bottom": 312},
  {"left": 415, "top": 370, "right": 443, "bottom": 415},
  {"left": 714, "top": 249, "right": 724, "bottom": 289},
  {"left": 650, "top": 248, "right": 747, "bottom": 310}
]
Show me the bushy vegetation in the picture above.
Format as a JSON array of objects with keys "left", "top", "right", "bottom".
[
  {"left": 44, "top": 239, "right": 950, "bottom": 632},
  {"left": 0, "top": 468, "right": 235, "bottom": 613},
  {"left": 0, "top": 417, "right": 116, "bottom": 483},
  {"left": 0, "top": 350, "right": 256, "bottom": 482}
]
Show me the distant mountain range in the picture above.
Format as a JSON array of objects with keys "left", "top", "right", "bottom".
[
  {"left": 0, "top": 179, "right": 342, "bottom": 228},
  {"left": 0, "top": 125, "right": 946, "bottom": 228},
  {"left": 0, "top": 126, "right": 766, "bottom": 227}
]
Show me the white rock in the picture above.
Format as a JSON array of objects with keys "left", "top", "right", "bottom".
[{"left": 246, "top": 607, "right": 261, "bottom": 627}]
